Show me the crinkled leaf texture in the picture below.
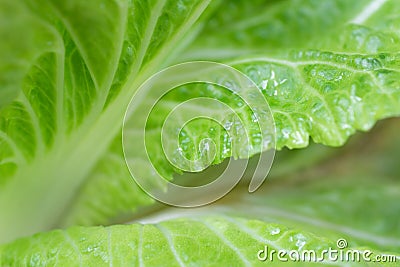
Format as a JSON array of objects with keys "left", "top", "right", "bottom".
[
  {"left": 0, "top": 0, "right": 400, "bottom": 266},
  {"left": 64, "top": 0, "right": 400, "bottom": 229}
]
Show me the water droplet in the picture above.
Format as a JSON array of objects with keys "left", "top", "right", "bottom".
[
  {"left": 271, "top": 228, "right": 280, "bottom": 235},
  {"left": 354, "top": 57, "right": 381, "bottom": 70},
  {"left": 296, "top": 239, "right": 306, "bottom": 250},
  {"left": 49, "top": 248, "right": 58, "bottom": 256},
  {"left": 224, "top": 120, "right": 233, "bottom": 130},
  {"left": 294, "top": 233, "right": 307, "bottom": 250},
  {"left": 270, "top": 70, "right": 275, "bottom": 79},
  {"left": 261, "top": 80, "right": 268, "bottom": 89},
  {"left": 202, "top": 141, "right": 210, "bottom": 151},
  {"left": 263, "top": 136, "right": 273, "bottom": 149},
  {"left": 251, "top": 113, "right": 259, "bottom": 122},
  {"left": 282, "top": 128, "right": 290, "bottom": 138}
]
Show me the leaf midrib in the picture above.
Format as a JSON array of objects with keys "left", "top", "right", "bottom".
[{"left": 0, "top": 0, "right": 211, "bottom": 244}]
